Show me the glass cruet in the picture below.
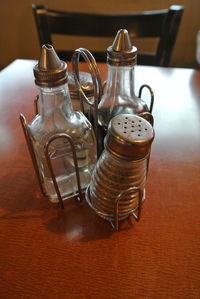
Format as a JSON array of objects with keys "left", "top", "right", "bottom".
[
  {"left": 98, "top": 29, "right": 149, "bottom": 130},
  {"left": 29, "top": 44, "right": 97, "bottom": 203}
]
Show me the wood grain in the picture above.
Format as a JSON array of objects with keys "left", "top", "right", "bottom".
[{"left": 0, "top": 60, "right": 200, "bottom": 299}]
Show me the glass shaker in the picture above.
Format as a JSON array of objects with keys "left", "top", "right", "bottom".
[
  {"left": 27, "top": 44, "right": 97, "bottom": 204},
  {"left": 68, "top": 71, "right": 94, "bottom": 119},
  {"left": 98, "top": 29, "right": 151, "bottom": 130}
]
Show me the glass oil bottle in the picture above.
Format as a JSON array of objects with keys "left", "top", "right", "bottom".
[
  {"left": 98, "top": 29, "right": 153, "bottom": 131},
  {"left": 21, "top": 44, "right": 97, "bottom": 205}
]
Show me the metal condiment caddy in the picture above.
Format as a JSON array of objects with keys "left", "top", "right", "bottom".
[{"left": 20, "top": 29, "right": 155, "bottom": 231}]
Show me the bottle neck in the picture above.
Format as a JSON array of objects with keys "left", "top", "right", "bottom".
[
  {"left": 38, "top": 83, "right": 74, "bottom": 119},
  {"left": 105, "top": 64, "right": 136, "bottom": 98}
]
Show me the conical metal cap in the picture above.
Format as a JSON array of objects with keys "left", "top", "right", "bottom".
[
  {"left": 33, "top": 44, "right": 68, "bottom": 87},
  {"left": 107, "top": 29, "right": 137, "bottom": 66}
]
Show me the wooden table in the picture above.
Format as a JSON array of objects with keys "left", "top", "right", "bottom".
[{"left": 0, "top": 60, "right": 200, "bottom": 299}]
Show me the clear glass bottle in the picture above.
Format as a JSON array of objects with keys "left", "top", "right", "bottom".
[
  {"left": 29, "top": 45, "right": 97, "bottom": 203},
  {"left": 98, "top": 29, "right": 149, "bottom": 129}
]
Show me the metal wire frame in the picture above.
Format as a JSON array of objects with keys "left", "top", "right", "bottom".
[
  {"left": 44, "top": 133, "right": 84, "bottom": 208},
  {"left": 138, "top": 84, "right": 154, "bottom": 114},
  {"left": 19, "top": 113, "right": 46, "bottom": 197},
  {"left": 19, "top": 114, "right": 84, "bottom": 209},
  {"left": 71, "top": 48, "right": 103, "bottom": 157},
  {"left": 85, "top": 185, "right": 143, "bottom": 231},
  {"left": 112, "top": 186, "right": 143, "bottom": 231},
  {"left": 137, "top": 111, "right": 154, "bottom": 176}
]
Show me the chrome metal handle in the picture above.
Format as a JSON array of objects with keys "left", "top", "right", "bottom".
[
  {"left": 72, "top": 48, "right": 103, "bottom": 156},
  {"left": 71, "top": 47, "right": 102, "bottom": 107},
  {"left": 138, "top": 84, "right": 154, "bottom": 114}
]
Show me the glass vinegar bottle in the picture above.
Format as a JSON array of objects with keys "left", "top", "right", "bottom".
[
  {"left": 29, "top": 45, "right": 97, "bottom": 203},
  {"left": 98, "top": 29, "right": 149, "bottom": 129}
]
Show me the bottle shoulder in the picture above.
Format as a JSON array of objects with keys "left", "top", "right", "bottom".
[
  {"left": 29, "top": 110, "right": 94, "bottom": 144},
  {"left": 99, "top": 92, "right": 147, "bottom": 107},
  {"left": 98, "top": 94, "right": 148, "bottom": 128}
]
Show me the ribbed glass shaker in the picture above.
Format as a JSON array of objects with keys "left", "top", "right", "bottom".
[{"left": 86, "top": 113, "right": 154, "bottom": 225}]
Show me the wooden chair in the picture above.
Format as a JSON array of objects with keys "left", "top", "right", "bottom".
[{"left": 32, "top": 4, "right": 184, "bottom": 66}]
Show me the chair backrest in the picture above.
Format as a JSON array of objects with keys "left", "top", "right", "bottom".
[{"left": 32, "top": 4, "right": 184, "bottom": 66}]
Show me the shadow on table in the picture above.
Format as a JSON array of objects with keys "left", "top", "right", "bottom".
[
  {"left": 0, "top": 167, "right": 135, "bottom": 241},
  {"left": 43, "top": 197, "right": 135, "bottom": 242}
]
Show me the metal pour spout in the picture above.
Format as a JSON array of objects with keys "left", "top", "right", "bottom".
[
  {"left": 33, "top": 44, "right": 68, "bottom": 87},
  {"left": 107, "top": 29, "right": 137, "bottom": 66}
]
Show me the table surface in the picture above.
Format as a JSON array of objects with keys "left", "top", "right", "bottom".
[{"left": 0, "top": 59, "right": 200, "bottom": 299}]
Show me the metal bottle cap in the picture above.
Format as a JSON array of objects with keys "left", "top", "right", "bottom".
[
  {"left": 107, "top": 29, "right": 137, "bottom": 66},
  {"left": 33, "top": 44, "right": 68, "bottom": 87},
  {"left": 105, "top": 114, "right": 154, "bottom": 160}
]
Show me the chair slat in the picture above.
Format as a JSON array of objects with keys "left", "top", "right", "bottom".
[{"left": 32, "top": 4, "right": 184, "bottom": 66}]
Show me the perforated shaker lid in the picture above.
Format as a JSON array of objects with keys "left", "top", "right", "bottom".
[
  {"left": 105, "top": 114, "right": 154, "bottom": 160},
  {"left": 68, "top": 72, "right": 94, "bottom": 99}
]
